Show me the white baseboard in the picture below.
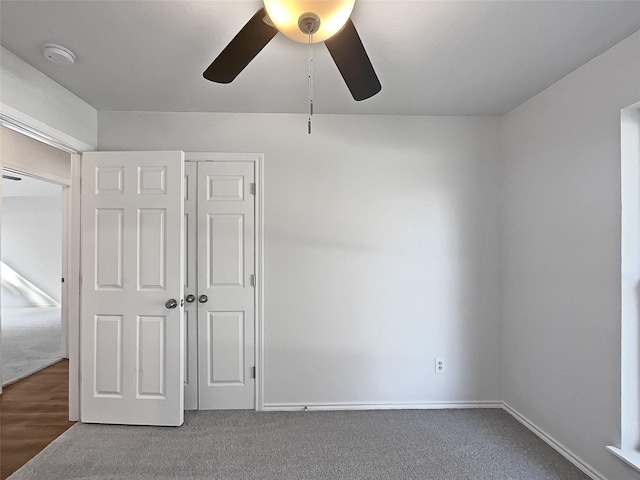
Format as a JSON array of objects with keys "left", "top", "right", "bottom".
[
  {"left": 262, "top": 400, "right": 503, "bottom": 412},
  {"left": 502, "top": 402, "right": 607, "bottom": 480}
]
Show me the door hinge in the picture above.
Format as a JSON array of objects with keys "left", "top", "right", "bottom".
[
  {"left": 251, "top": 366, "right": 256, "bottom": 379},
  {"left": 250, "top": 183, "right": 256, "bottom": 195},
  {"left": 250, "top": 274, "right": 256, "bottom": 287}
]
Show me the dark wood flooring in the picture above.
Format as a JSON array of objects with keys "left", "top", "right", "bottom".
[{"left": 0, "top": 359, "right": 75, "bottom": 479}]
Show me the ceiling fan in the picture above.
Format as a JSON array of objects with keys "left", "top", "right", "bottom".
[{"left": 203, "top": 0, "right": 382, "bottom": 101}]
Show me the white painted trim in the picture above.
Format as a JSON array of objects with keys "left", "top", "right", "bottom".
[
  {"left": 185, "top": 152, "right": 265, "bottom": 412},
  {"left": 186, "top": 152, "right": 263, "bottom": 163},
  {"left": 256, "top": 155, "right": 265, "bottom": 411},
  {"left": 0, "top": 103, "right": 94, "bottom": 153},
  {"left": 502, "top": 403, "right": 608, "bottom": 480},
  {"left": 606, "top": 446, "right": 640, "bottom": 477},
  {"left": 60, "top": 186, "right": 70, "bottom": 358},
  {"left": 67, "top": 154, "right": 82, "bottom": 421},
  {"left": 263, "top": 401, "right": 503, "bottom": 412},
  {"left": 620, "top": 102, "right": 640, "bottom": 452}
]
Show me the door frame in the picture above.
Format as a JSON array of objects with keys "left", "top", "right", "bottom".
[
  {"left": 186, "top": 153, "right": 265, "bottom": 411},
  {"left": 0, "top": 114, "right": 83, "bottom": 417}
]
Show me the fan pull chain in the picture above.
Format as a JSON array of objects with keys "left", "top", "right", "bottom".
[{"left": 308, "top": 31, "right": 314, "bottom": 134}]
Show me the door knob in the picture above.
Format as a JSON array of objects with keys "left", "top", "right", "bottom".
[
  {"left": 165, "top": 298, "right": 178, "bottom": 309},
  {"left": 198, "top": 295, "right": 208, "bottom": 304},
  {"left": 185, "top": 294, "right": 196, "bottom": 303}
]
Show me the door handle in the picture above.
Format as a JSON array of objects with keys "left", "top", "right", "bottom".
[
  {"left": 185, "top": 294, "right": 196, "bottom": 303},
  {"left": 165, "top": 298, "right": 178, "bottom": 309},
  {"left": 198, "top": 295, "right": 208, "bottom": 304}
]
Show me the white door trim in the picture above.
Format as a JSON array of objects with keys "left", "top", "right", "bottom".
[
  {"left": 0, "top": 103, "right": 94, "bottom": 153},
  {"left": 185, "top": 153, "right": 264, "bottom": 411}
]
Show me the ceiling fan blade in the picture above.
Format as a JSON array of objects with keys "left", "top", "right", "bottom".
[
  {"left": 203, "top": 8, "right": 278, "bottom": 84},
  {"left": 324, "top": 19, "right": 381, "bottom": 101}
]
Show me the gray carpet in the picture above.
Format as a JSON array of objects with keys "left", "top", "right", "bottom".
[
  {"left": 10, "top": 409, "right": 589, "bottom": 480},
  {"left": 1, "top": 307, "right": 61, "bottom": 385}
]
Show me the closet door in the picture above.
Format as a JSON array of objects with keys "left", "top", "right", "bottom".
[
  {"left": 197, "top": 161, "right": 255, "bottom": 409},
  {"left": 81, "top": 151, "right": 185, "bottom": 426}
]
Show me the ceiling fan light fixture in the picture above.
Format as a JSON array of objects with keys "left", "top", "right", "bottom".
[{"left": 263, "top": 0, "right": 355, "bottom": 43}]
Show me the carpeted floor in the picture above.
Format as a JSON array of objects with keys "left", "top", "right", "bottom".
[
  {"left": 1, "top": 307, "right": 61, "bottom": 385},
  {"left": 9, "top": 409, "right": 589, "bottom": 480}
]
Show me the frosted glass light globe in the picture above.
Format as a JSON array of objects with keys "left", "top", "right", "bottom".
[{"left": 263, "top": 0, "right": 355, "bottom": 43}]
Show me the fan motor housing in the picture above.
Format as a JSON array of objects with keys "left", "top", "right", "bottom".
[
  {"left": 298, "top": 13, "right": 321, "bottom": 35},
  {"left": 263, "top": 0, "right": 355, "bottom": 43}
]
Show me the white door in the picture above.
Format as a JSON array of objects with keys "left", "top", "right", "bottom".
[
  {"left": 80, "top": 151, "right": 185, "bottom": 426},
  {"left": 197, "top": 161, "right": 256, "bottom": 409}
]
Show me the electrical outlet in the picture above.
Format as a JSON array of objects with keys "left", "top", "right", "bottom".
[{"left": 435, "top": 357, "right": 445, "bottom": 374}]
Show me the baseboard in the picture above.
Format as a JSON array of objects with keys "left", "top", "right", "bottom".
[
  {"left": 262, "top": 400, "right": 503, "bottom": 412},
  {"left": 502, "top": 402, "right": 607, "bottom": 480}
]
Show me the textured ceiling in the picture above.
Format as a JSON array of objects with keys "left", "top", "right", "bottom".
[{"left": 1, "top": 0, "right": 640, "bottom": 116}]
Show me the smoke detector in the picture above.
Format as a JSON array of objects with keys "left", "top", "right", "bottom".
[{"left": 43, "top": 43, "right": 76, "bottom": 65}]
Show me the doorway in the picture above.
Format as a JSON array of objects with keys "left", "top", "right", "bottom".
[
  {"left": 0, "top": 120, "right": 83, "bottom": 419},
  {"left": 184, "top": 159, "right": 260, "bottom": 410},
  {"left": 1, "top": 171, "right": 67, "bottom": 386}
]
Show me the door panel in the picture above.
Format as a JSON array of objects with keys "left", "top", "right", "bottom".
[
  {"left": 198, "top": 161, "right": 255, "bottom": 410},
  {"left": 81, "top": 151, "right": 184, "bottom": 426},
  {"left": 137, "top": 209, "right": 167, "bottom": 289},
  {"left": 137, "top": 314, "right": 166, "bottom": 397},
  {"left": 208, "top": 214, "right": 244, "bottom": 286},
  {"left": 208, "top": 311, "right": 245, "bottom": 384},
  {"left": 95, "top": 209, "right": 124, "bottom": 289},
  {"left": 95, "top": 315, "right": 122, "bottom": 396}
]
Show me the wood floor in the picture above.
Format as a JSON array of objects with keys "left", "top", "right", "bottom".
[{"left": 1, "top": 359, "right": 75, "bottom": 480}]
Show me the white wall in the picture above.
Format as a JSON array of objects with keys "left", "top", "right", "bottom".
[
  {"left": 1, "top": 195, "right": 62, "bottom": 304},
  {"left": 501, "top": 29, "right": 640, "bottom": 479},
  {"left": 0, "top": 47, "right": 97, "bottom": 151},
  {"left": 99, "top": 112, "right": 502, "bottom": 407}
]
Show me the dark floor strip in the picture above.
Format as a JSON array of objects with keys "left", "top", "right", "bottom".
[{"left": 0, "top": 359, "right": 74, "bottom": 480}]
